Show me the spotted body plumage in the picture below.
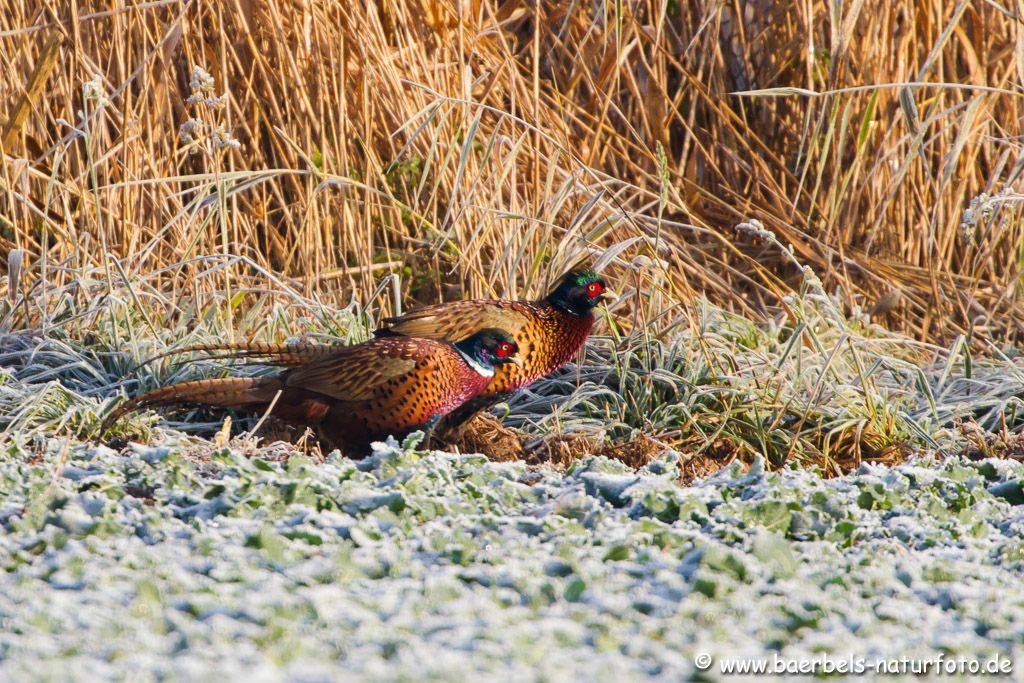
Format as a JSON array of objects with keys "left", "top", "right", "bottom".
[{"left": 102, "top": 331, "right": 520, "bottom": 455}]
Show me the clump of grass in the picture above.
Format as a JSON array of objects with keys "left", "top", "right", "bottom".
[{"left": 508, "top": 249, "right": 1024, "bottom": 475}]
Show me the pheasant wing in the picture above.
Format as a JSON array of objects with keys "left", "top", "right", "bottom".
[
  {"left": 284, "top": 339, "right": 420, "bottom": 401},
  {"left": 378, "top": 300, "right": 535, "bottom": 341}
]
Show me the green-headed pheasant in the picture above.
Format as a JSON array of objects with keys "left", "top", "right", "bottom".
[
  {"left": 375, "top": 267, "right": 615, "bottom": 420},
  {"left": 102, "top": 329, "right": 522, "bottom": 455}
]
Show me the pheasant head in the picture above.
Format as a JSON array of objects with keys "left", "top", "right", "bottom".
[
  {"left": 545, "top": 269, "right": 616, "bottom": 316},
  {"left": 453, "top": 328, "right": 523, "bottom": 377}
]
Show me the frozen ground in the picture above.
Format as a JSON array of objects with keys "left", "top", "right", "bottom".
[{"left": 1, "top": 434, "right": 1022, "bottom": 681}]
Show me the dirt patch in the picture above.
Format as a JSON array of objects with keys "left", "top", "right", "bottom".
[
  {"left": 442, "top": 416, "right": 911, "bottom": 484},
  {"left": 444, "top": 413, "right": 527, "bottom": 462},
  {"left": 676, "top": 440, "right": 741, "bottom": 485},
  {"left": 105, "top": 413, "right": 921, "bottom": 485},
  {"left": 957, "top": 420, "right": 1024, "bottom": 462},
  {"left": 443, "top": 414, "right": 692, "bottom": 474}
]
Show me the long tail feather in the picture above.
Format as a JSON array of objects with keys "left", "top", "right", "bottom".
[
  {"left": 101, "top": 376, "right": 284, "bottom": 434},
  {"left": 131, "top": 342, "right": 335, "bottom": 374}
]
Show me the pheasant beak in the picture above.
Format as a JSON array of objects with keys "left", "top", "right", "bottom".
[
  {"left": 599, "top": 289, "right": 618, "bottom": 303},
  {"left": 510, "top": 355, "right": 525, "bottom": 368}
]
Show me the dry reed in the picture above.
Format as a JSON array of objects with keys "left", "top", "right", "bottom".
[{"left": 1, "top": 1, "right": 1021, "bottom": 344}]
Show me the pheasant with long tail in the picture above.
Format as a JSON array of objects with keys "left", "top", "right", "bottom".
[{"left": 102, "top": 329, "right": 521, "bottom": 455}]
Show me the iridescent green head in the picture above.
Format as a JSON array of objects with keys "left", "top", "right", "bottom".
[{"left": 545, "top": 268, "right": 615, "bottom": 315}]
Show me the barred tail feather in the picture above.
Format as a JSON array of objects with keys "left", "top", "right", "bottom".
[
  {"left": 133, "top": 342, "right": 334, "bottom": 373},
  {"left": 101, "top": 376, "right": 284, "bottom": 434}
]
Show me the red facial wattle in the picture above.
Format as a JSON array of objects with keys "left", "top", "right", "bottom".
[{"left": 586, "top": 281, "right": 604, "bottom": 297}]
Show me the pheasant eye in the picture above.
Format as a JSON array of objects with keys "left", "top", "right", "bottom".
[
  {"left": 496, "top": 342, "right": 511, "bottom": 358},
  {"left": 587, "top": 282, "right": 602, "bottom": 296}
]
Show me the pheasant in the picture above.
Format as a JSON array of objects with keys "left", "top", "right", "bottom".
[
  {"left": 375, "top": 268, "right": 615, "bottom": 420},
  {"left": 102, "top": 329, "right": 522, "bottom": 455}
]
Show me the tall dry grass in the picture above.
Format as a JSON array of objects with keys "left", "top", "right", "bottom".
[{"left": 0, "top": 0, "right": 1022, "bottom": 342}]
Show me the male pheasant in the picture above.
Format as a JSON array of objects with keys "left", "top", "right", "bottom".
[
  {"left": 376, "top": 268, "right": 615, "bottom": 420},
  {"left": 102, "top": 329, "right": 521, "bottom": 455}
]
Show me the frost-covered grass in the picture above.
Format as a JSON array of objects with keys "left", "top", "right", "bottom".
[
  {"left": 4, "top": 259, "right": 1024, "bottom": 473},
  {"left": 2, "top": 433, "right": 1022, "bottom": 681}
]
